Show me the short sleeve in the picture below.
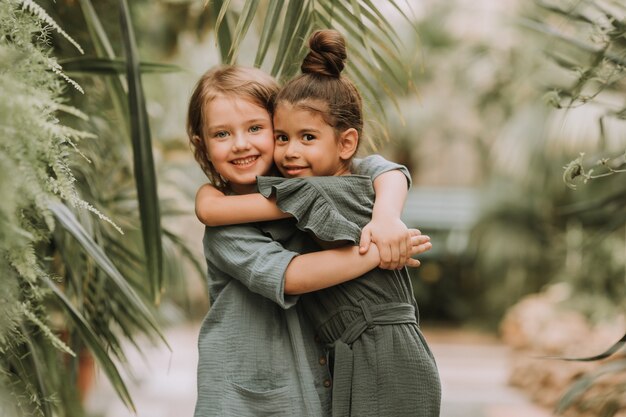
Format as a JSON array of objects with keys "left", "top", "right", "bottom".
[
  {"left": 257, "top": 176, "right": 374, "bottom": 245},
  {"left": 352, "top": 154, "right": 412, "bottom": 188},
  {"left": 203, "top": 224, "right": 299, "bottom": 309}
]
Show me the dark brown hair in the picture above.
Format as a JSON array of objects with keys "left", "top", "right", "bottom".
[
  {"left": 275, "top": 30, "right": 364, "bottom": 156},
  {"left": 186, "top": 65, "right": 279, "bottom": 190}
]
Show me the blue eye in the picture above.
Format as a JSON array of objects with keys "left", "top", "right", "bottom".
[
  {"left": 250, "top": 125, "right": 261, "bottom": 133},
  {"left": 214, "top": 131, "right": 229, "bottom": 139}
]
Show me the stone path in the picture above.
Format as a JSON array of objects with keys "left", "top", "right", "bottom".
[
  {"left": 85, "top": 324, "right": 553, "bottom": 417},
  {"left": 426, "top": 329, "right": 552, "bottom": 417}
]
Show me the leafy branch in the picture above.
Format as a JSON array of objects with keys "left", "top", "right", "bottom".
[{"left": 563, "top": 150, "right": 626, "bottom": 189}]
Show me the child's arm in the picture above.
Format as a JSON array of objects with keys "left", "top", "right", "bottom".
[
  {"left": 359, "top": 169, "right": 416, "bottom": 270},
  {"left": 205, "top": 224, "right": 430, "bottom": 306},
  {"left": 195, "top": 184, "right": 289, "bottom": 226},
  {"left": 284, "top": 229, "right": 430, "bottom": 295}
]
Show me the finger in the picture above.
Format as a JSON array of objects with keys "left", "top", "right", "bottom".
[
  {"left": 403, "top": 234, "right": 412, "bottom": 265},
  {"left": 398, "top": 236, "right": 408, "bottom": 267},
  {"left": 359, "top": 228, "right": 371, "bottom": 254},
  {"left": 410, "top": 235, "right": 430, "bottom": 245},
  {"left": 379, "top": 243, "right": 392, "bottom": 269},
  {"left": 387, "top": 243, "right": 400, "bottom": 270},
  {"left": 408, "top": 228, "right": 422, "bottom": 237},
  {"left": 405, "top": 258, "right": 421, "bottom": 268},
  {"left": 411, "top": 242, "right": 432, "bottom": 256}
]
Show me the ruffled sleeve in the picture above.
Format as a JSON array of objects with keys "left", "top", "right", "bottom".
[{"left": 257, "top": 175, "right": 375, "bottom": 245}]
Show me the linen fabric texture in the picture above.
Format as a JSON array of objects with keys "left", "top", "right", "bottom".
[
  {"left": 194, "top": 155, "right": 408, "bottom": 417},
  {"left": 256, "top": 174, "right": 442, "bottom": 417}
]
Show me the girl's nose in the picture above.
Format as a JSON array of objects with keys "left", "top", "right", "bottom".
[
  {"left": 284, "top": 141, "right": 300, "bottom": 158},
  {"left": 231, "top": 132, "right": 251, "bottom": 151}
]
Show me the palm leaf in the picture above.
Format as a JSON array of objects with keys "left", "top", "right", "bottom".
[
  {"left": 270, "top": 0, "right": 309, "bottom": 76},
  {"left": 43, "top": 276, "right": 136, "bottom": 412},
  {"left": 59, "top": 57, "right": 181, "bottom": 75},
  {"left": 119, "top": 0, "right": 164, "bottom": 303},
  {"left": 227, "top": 0, "right": 260, "bottom": 63},
  {"left": 360, "top": 0, "right": 407, "bottom": 45},
  {"left": 213, "top": 0, "right": 414, "bottom": 139},
  {"left": 77, "top": 0, "right": 129, "bottom": 124},
  {"left": 49, "top": 202, "right": 161, "bottom": 336},
  {"left": 212, "top": 0, "right": 235, "bottom": 61},
  {"left": 557, "top": 359, "right": 626, "bottom": 414},
  {"left": 254, "top": 0, "right": 284, "bottom": 67},
  {"left": 277, "top": 7, "right": 313, "bottom": 79},
  {"left": 348, "top": 0, "right": 380, "bottom": 70}
]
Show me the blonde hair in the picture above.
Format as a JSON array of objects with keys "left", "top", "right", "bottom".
[{"left": 187, "top": 66, "right": 279, "bottom": 190}]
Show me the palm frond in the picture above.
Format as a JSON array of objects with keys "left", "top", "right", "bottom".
[
  {"left": 206, "top": 0, "right": 416, "bottom": 146},
  {"left": 49, "top": 202, "right": 161, "bottom": 336},
  {"left": 59, "top": 57, "right": 181, "bottom": 75},
  {"left": 119, "top": 0, "right": 164, "bottom": 303}
]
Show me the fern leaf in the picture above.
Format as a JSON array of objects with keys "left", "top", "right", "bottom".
[{"left": 18, "top": 0, "right": 84, "bottom": 54}]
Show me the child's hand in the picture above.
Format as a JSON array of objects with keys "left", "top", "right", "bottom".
[
  {"left": 405, "top": 229, "right": 432, "bottom": 268},
  {"left": 359, "top": 218, "right": 413, "bottom": 270}
]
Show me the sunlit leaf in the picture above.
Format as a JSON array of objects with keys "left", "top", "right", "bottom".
[
  {"left": 227, "top": 0, "right": 260, "bottom": 63},
  {"left": 254, "top": 0, "right": 284, "bottom": 67},
  {"left": 212, "top": 0, "right": 234, "bottom": 61},
  {"left": 270, "top": 0, "right": 308, "bottom": 76}
]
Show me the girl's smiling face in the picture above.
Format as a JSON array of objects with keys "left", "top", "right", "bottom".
[
  {"left": 204, "top": 95, "right": 275, "bottom": 194},
  {"left": 273, "top": 102, "right": 357, "bottom": 178}
]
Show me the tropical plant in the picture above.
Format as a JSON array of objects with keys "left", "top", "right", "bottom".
[
  {"left": 202, "top": 0, "right": 417, "bottom": 148},
  {"left": 507, "top": 1, "right": 626, "bottom": 415},
  {"left": 3, "top": 0, "right": 418, "bottom": 415},
  {"left": 0, "top": 0, "right": 180, "bottom": 415}
]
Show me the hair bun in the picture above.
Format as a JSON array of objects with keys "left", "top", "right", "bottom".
[{"left": 301, "top": 30, "right": 347, "bottom": 77}]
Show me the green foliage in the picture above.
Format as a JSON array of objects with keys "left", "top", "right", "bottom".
[
  {"left": 504, "top": 1, "right": 626, "bottom": 414},
  {"left": 0, "top": 0, "right": 88, "bottom": 412},
  {"left": 0, "top": 1, "right": 174, "bottom": 415},
  {"left": 206, "top": 0, "right": 417, "bottom": 149},
  {"left": 523, "top": 0, "right": 626, "bottom": 187}
]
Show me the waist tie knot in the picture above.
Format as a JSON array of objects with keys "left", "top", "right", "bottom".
[{"left": 328, "top": 302, "right": 417, "bottom": 417}]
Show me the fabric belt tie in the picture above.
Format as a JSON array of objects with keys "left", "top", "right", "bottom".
[{"left": 329, "top": 301, "right": 417, "bottom": 417}]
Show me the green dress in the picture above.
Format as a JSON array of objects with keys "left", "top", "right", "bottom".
[
  {"left": 194, "top": 156, "right": 405, "bottom": 417},
  {"left": 257, "top": 174, "right": 442, "bottom": 417}
]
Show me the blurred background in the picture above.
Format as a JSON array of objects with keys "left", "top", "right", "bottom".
[{"left": 1, "top": 0, "right": 625, "bottom": 416}]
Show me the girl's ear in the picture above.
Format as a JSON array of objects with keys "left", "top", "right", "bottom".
[{"left": 338, "top": 128, "right": 359, "bottom": 161}]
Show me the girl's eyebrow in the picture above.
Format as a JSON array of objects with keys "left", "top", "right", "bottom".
[
  {"left": 298, "top": 128, "right": 321, "bottom": 135},
  {"left": 208, "top": 118, "right": 269, "bottom": 131},
  {"left": 207, "top": 124, "right": 228, "bottom": 130},
  {"left": 273, "top": 128, "right": 321, "bottom": 135},
  {"left": 246, "top": 118, "right": 270, "bottom": 124}
]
